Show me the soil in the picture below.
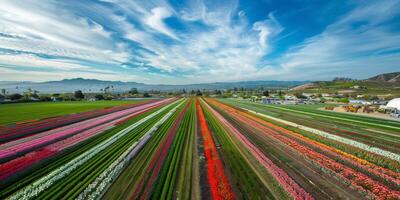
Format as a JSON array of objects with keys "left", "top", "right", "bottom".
[{"left": 320, "top": 106, "right": 400, "bottom": 121}]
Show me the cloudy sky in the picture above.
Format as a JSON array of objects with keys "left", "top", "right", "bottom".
[{"left": 0, "top": 0, "right": 399, "bottom": 84}]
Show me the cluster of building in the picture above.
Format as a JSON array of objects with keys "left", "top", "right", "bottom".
[
  {"left": 383, "top": 98, "right": 400, "bottom": 118},
  {"left": 245, "top": 93, "right": 400, "bottom": 118},
  {"left": 250, "top": 93, "right": 326, "bottom": 105}
]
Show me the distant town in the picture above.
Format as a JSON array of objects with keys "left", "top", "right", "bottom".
[{"left": 1, "top": 72, "right": 399, "bottom": 119}]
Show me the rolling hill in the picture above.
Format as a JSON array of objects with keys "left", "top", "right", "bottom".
[
  {"left": 367, "top": 72, "right": 400, "bottom": 83},
  {"left": 289, "top": 72, "right": 400, "bottom": 96}
]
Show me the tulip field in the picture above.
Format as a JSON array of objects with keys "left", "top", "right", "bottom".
[
  {"left": 0, "top": 98, "right": 399, "bottom": 199},
  {"left": 0, "top": 100, "right": 148, "bottom": 127}
]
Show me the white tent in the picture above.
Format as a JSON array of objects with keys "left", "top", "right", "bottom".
[{"left": 386, "top": 98, "right": 400, "bottom": 110}]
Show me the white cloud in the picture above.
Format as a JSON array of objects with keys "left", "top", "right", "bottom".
[
  {"left": 0, "top": 54, "right": 90, "bottom": 70},
  {"left": 0, "top": 1, "right": 129, "bottom": 65},
  {"left": 0, "top": 67, "right": 145, "bottom": 82},
  {"left": 0, "top": 0, "right": 284, "bottom": 83},
  {"left": 253, "top": 13, "right": 283, "bottom": 51},
  {"left": 2, "top": 0, "right": 397, "bottom": 84},
  {"left": 112, "top": 0, "right": 282, "bottom": 82},
  {"left": 145, "top": 7, "right": 178, "bottom": 40},
  {"left": 275, "top": 0, "right": 400, "bottom": 80}
]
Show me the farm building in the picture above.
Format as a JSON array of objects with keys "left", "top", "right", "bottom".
[
  {"left": 349, "top": 99, "right": 372, "bottom": 105},
  {"left": 386, "top": 98, "right": 400, "bottom": 110},
  {"left": 385, "top": 98, "right": 400, "bottom": 118},
  {"left": 262, "top": 97, "right": 280, "bottom": 104}
]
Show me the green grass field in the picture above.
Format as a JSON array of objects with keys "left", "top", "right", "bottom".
[{"left": 0, "top": 100, "right": 144, "bottom": 126}]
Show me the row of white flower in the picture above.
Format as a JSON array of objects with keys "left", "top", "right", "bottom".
[
  {"left": 7, "top": 99, "right": 183, "bottom": 200},
  {"left": 257, "top": 101, "right": 400, "bottom": 131},
  {"left": 76, "top": 100, "right": 185, "bottom": 200},
  {"left": 242, "top": 107, "right": 400, "bottom": 162}
]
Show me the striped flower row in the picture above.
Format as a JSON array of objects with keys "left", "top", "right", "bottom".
[
  {"left": 76, "top": 100, "right": 185, "bottom": 200},
  {"left": 242, "top": 108, "right": 400, "bottom": 162},
  {"left": 7, "top": 99, "right": 180, "bottom": 200}
]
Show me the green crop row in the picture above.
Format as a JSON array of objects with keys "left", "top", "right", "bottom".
[
  {"left": 102, "top": 99, "right": 188, "bottom": 199},
  {"left": 150, "top": 99, "right": 196, "bottom": 199},
  {"left": 175, "top": 99, "right": 197, "bottom": 199},
  {"left": 224, "top": 99, "right": 400, "bottom": 132}
]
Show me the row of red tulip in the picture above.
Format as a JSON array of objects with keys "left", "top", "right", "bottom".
[
  {"left": 197, "top": 99, "right": 235, "bottom": 200},
  {"left": 0, "top": 148, "right": 57, "bottom": 180}
]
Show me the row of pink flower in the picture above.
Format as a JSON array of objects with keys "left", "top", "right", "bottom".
[
  {"left": 0, "top": 98, "right": 174, "bottom": 161},
  {"left": 0, "top": 114, "right": 115, "bottom": 151},
  {"left": 0, "top": 98, "right": 174, "bottom": 181},
  {"left": 202, "top": 99, "right": 313, "bottom": 200},
  {"left": 219, "top": 102, "right": 400, "bottom": 200},
  {"left": 0, "top": 100, "right": 155, "bottom": 143},
  {"left": 47, "top": 104, "right": 158, "bottom": 152}
]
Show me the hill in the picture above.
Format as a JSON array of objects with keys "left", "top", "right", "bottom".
[
  {"left": 289, "top": 83, "right": 317, "bottom": 91},
  {"left": 367, "top": 72, "right": 400, "bottom": 83},
  {"left": 289, "top": 72, "right": 400, "bottom": 97}
]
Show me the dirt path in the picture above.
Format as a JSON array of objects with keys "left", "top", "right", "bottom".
[
  {"left": 320, "top": 106, "right": 400, "bottom": 121},
  {"left": 191, "top": 109, "right": 201, "bottom": 200}
]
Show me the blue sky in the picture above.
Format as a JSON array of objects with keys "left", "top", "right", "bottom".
[{"left": 0, "top": 0, "right": 399, "bottom": 84}]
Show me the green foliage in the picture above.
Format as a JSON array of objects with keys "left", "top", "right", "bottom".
[
  {"left": 39, "top": 95, "right": 52, "bottom": 101},
  {"left": 74, "top": 90, "right": 84, "bottom": 99},
  {"left": 196, "top": 90, "right": 202, "bottom": 96},
  {"left": 94, "top": 94, "right": 104, "bottom": 100},
  {"left": 143, "top": 92, "right": 151, "bottom": 98},
  {"left": 9, "top": 93, "right": 23, "bottom": 100},
  {"left": 129, "top": 88, "right": 138, "bottom": 95},
  {"left": 335, "top": 98, "right": 349, "bottom": 103}
]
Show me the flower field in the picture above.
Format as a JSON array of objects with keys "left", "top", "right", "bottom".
[
  {"left": 0, "top": 100, "right": 153, "bottom": 143},
  {"left": 0, "top": 97, "right": 399, "bottom": 199}
]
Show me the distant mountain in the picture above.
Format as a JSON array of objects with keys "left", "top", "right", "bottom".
[
  {"left": 0, "top": 78, "right": 308, "bottom": 94},
  {"left": 366, "top": 72, "right": 400, "bottom": 83}
]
